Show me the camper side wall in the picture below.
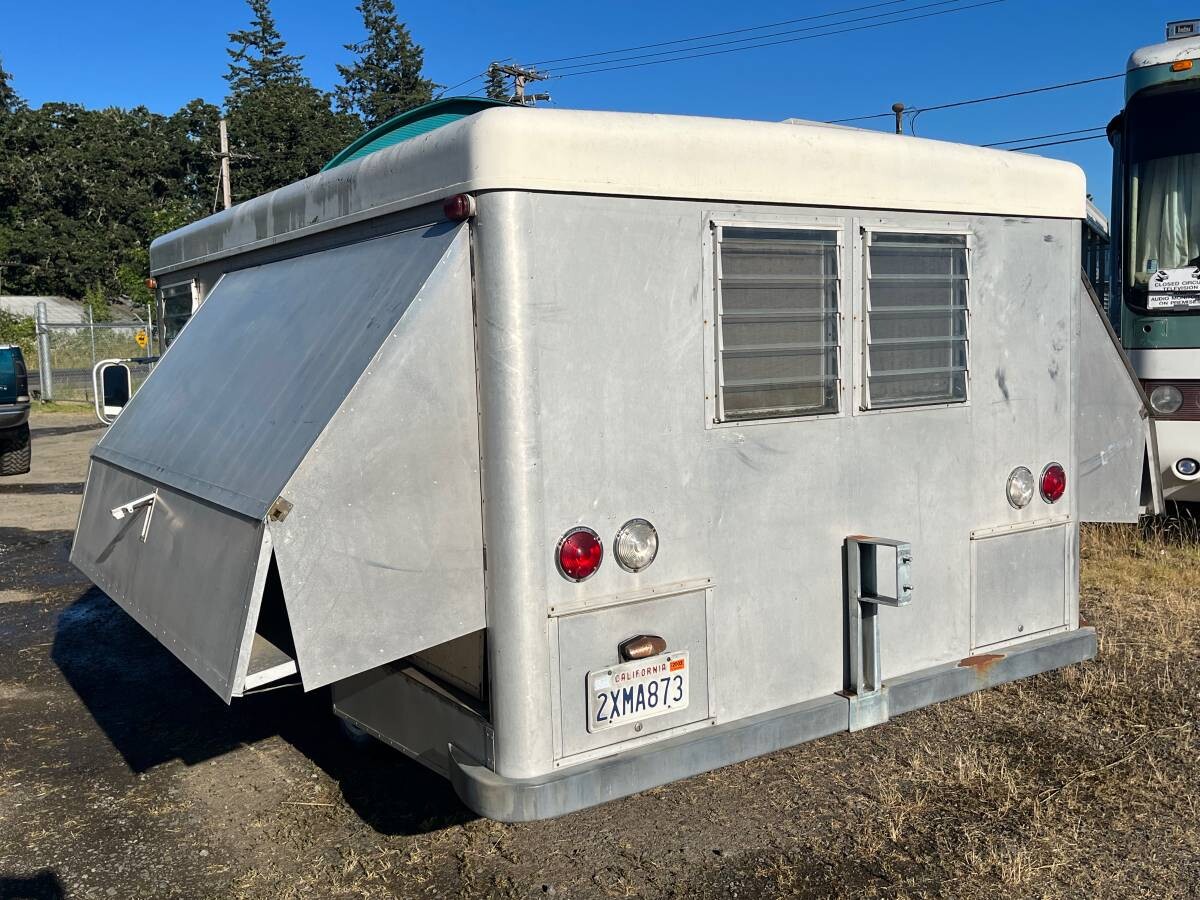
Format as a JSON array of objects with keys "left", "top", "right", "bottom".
[{"left": 473, "top": 190, "right": 1080, "bottom": 781}]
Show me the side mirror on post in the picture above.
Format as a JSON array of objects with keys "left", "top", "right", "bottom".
[{"left": 93, "top": 360, "right": 133, "bottom": 425}]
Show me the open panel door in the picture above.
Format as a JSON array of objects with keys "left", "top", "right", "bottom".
[
  {"left": 71, "top": 222, "right": 484, "bottom": 700},
  {"left": 1076, "top": 276, "right": 1163, "bottom": 522}
]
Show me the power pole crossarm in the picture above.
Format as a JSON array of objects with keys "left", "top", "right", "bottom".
[{"left": 491, "top": 63, "right": 551, "bottom": 106}]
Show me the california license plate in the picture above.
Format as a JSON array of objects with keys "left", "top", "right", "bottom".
[{"left": 586, "top": 652, "right": 689, "bottom": 733}]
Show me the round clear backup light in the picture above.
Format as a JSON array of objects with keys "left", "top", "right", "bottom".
[
  {"left": 1149, "top": 384, "right": 1183, "bottom": 415},
  {"left": 1006, "top": 466, "right": 1035, "bottom": 509},
  {"left": 614, "top": 518, "right": 659, "bottom": 572},
  {"left": 1176, "top": 458, "right": 1200, "bottom": 478}
]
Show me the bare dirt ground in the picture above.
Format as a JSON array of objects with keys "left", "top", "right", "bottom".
[{"left": 1, "top": 410, "right": 1197, "bottom": 899}]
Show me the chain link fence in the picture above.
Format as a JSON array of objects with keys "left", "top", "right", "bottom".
[{"left": 31, "top": 303, "right": 156, "bottom": 403}]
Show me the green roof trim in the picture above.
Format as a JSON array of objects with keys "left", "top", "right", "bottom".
[{"left": 322, "top": 97, "right": 514, "bottom": 172}]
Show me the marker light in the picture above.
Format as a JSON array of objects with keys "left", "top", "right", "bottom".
[
  {"left": 1176, "top": 458, "right": 1200, "bottom": 477},
  {"left": 557, "top": 527, "right": 603, "bottom": 581},
  {"left": 614, "top": 518, "right": 659, "bottom": 572},
  {"left": 443, "top": 193, "right": 476, "bottom": 222},
  {"left": 1040, "top": 462, "right": 1067, "bottom": 504},
  {"left": 1171, "top": 59, "right": 1195, "bottom": 72},
  {"left": 1006, "top": 466, "right": 1035, "bottom": 509},
  {"left": 1149, "top": 384, "right": 1184, "bottom": 415}
]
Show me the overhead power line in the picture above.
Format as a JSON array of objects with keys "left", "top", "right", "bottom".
[
  {"left": 551, "top": 0, "right": 1006, "bottom": 79},
  {"left": 528, "top": 0, "right": 924, "bottom": 67},
  {"left": 545, "top": 0, "right": 970, "bottom": 74},
  {"left": 1002, "top": 134, "right": 1109, "bottom": 152},
  {"left": 982, "top": 125, "right": 1107, "bottom": 148},
  {"left": 441, "top": 0, "right": 1003, "bottom": 96},
  {"left": 829, "top": 72, "right": 1123, "bottom": 124}
]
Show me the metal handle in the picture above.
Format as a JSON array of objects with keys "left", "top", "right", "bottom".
[{"left": 110, "top": 490, "right": 159, "bottom": 543}]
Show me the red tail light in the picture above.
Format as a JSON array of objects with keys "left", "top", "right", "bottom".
[
  {"left": 1040, "top": 463, "right": 1066, "bottom": 503},
  {"left": 557, "top": 527, "right": 603, "bottom": 581}
]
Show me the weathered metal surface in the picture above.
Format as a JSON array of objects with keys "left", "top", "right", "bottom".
[
  {"left": 332, "top": 664, "right": 493, "bottom": 777},
  {"left": 554, "top": 588, "right": 710, "bottom": 759},
  {"left": 972, "top": 522, "right": 1070, "bottom": 649},
  {"left": 500, "top": 193, "right": 1077, "bottom": 762},
  {"left": 1075, "top": 278, "right": 1153, "bottom": 522},
  {"left": 70, "top": 458, "right": 268, "bottom": 701},
  {"left": 269, "top": 229, "right": 485, "bottom": 690},
  {"left": 93, "top": 222, "right": 461, "bottom": 521}
]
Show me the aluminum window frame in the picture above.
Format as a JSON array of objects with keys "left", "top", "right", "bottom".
[
  {"left": 707, "top": 217, "right": 845, "bottom": 426},
  {"left": 857, "top": 224, "right": 974, "bottom": 413}
]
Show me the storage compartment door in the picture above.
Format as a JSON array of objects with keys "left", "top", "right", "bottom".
[
  {"left": 71, "top": 459, "right": 272, "bottom": 701},
  {"left": 1076, "top": 277, "right": 1160, "bottom": 521},
  {"left": 972, "top": 522, "right": 1069, "bottom": 649}
]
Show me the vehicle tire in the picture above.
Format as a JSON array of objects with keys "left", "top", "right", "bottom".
[{"left": 0, "top": 423, "right": 31, "bottom": 476}]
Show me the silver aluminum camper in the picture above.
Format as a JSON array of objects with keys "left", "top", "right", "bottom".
[{"left": 72, "top": 101, "right": 1153, "bottom": 821}]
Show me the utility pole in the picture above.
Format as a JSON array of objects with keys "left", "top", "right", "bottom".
[
  {"left": 492, "top": 63, "right": 551, "bottom": 106},
  {"left": 218, "top": 119, "right": 232, "bottom": 211}
]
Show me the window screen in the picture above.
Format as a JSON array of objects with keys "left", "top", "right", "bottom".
[
  {"left": 864, "top": 232, "right": 969, "bottom": 409},
  {"left": 716, "top": 226, "right": 840, "bottom": 421}
]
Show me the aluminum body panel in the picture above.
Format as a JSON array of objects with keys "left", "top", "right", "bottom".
[
  {"left": 447, "top": 625, "right": 1096, "bottom": 821},
  {"left": 971, "top": 522, "right": 1069, "bottom": 648},
  {"left": 270, "top": 229, "right": 485, "bottom": 689},
  {"left": 493, "top": 194, "right": 1078, "bottom": 735},
  {"left": 332, "top": 664, "right": 492, "bottom": 777},
  {"left": 555, "top": 589, "right": 710, "bottom": 758},
  {"left": 1075, "top": 281, "right": 1150, "bottom": 522},
  {"left": 94, "top": 223, "right": 461, "bottom": 521},
  {"left": 70, "top": 458, "right": 267, "bottom": 700},
  {"left": 472, "top": 192, "right": 556, "bottom": 779}
]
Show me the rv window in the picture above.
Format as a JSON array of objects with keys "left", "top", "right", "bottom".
[
  {"left": 863, "top": 232, "right": 969, "bottom": 409},
  {"left": 715, "top": 226, "right": 840, "bottom": 421}
]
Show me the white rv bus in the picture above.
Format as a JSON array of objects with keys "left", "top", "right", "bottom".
[
  {"left": 74, "top": 100, "right": 1150, "bottom": 821},
  {"left": 1109, "top": 20, "right": 1200, "bottom": 501}
]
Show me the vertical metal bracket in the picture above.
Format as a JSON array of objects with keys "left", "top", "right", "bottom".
[{"left": 845, "top": 536, "right": 913, "bottom": 731}]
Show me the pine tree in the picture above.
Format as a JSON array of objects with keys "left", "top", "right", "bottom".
[
  {"left": 336, "top": 0, "right": 436, "bottom": 127},
  {"left": 0, "top": 57, "right": 25, "bottom": 116},
  {"left": 225, "top": 0, "right": 307, "bottom": 97},
  {"left": 484, "top": 64, "right": 509, "bottom": 102}
]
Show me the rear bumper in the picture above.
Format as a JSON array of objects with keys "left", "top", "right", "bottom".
[
  {"left": 448, "top": 627, "right": 1096, "bottom": 822},
  {"left": 0, "top": 403, "right": 30, "bottom": 430}
]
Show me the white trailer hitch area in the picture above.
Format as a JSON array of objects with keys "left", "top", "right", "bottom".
[{"left": 845, "top": 536, "right": 914, "bottom": 731}]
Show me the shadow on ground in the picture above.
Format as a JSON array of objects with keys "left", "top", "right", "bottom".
[
  {"left": 0, "top": 483, "right": 83, "bottom": 496},
  {"left": 0, "top": 869, "right": 66, "bottom": 899},
  {"left": 28, "top": 422, "right": 105, "bottom": 438},
  {"left": 50, "top": 588, "right": 473, "bottom": 837}
]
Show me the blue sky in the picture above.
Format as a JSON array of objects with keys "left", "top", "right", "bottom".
[{"left": 1, "top": 0, "right": 1192, "bottom": 213}]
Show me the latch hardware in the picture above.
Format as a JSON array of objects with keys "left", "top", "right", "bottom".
[{"left": 110, "top": 489, "right": 159, "bottom": 542}]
